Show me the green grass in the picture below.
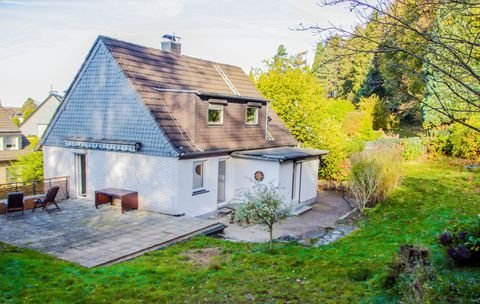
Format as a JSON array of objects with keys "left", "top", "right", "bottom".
[{"left": 1, "top": 159, "right": 480, "bottom": 303}]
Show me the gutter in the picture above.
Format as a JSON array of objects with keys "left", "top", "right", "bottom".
[{"left": 153, "top": 87, "right": 269, "bottom": 103}]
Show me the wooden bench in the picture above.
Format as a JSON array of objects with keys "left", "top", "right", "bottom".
[{"left": 94, "top": 188, "right": 138, "bottom": 214}]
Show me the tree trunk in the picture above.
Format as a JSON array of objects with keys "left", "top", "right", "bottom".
[{"left": 269, "top": 227, "right": 273, "bottom": 253}]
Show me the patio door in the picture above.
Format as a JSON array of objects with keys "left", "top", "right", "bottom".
[
  {"left": 217, "top": 160, "right": 226, "bottom": 205},
  {"left": 75, "top": 154, "right": 87, "bottom": 197},
  {"left": 291, "top": 161, "right": 303, "bottom": 204}
]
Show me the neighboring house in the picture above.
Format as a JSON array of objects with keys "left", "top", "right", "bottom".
[
  {"left": 20, "top": 92, "right": 63, "bottom": 137},
  {"left": 40, "top": 35, "right": 327, "bottom": 216},
  {"left": 0, "top": 106, "right": 30, "bottom": 183},
  {"left": 4, "top": 106, "right": 23, "bottom": 124}
]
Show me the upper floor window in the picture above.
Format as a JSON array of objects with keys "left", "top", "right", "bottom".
[
  {"left": 246, "top": 106, "right": 258, "bottom": 125},
  {"left": 4, "top": 136, "right": 18, "bottom": 150},
  {"left": 208, "top": 104, "right": 224, "bottom": 125}
]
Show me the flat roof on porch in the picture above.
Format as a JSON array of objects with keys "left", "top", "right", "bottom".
[{"left": 231, "top": 146, "right": 328, "bottom": 162}]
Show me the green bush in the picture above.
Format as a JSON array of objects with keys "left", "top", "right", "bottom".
[
  {"left": 348, "top": 145, "right": 402, "bottom": 213},
  {"left": 401, "top": 137, "right": 425, "bottom": 161},
  {"left": 448, "top": 117, "right": 480, "bottom": 159},
  {"left": 425, "top": 116, "right": 480, "bottom": 160}
]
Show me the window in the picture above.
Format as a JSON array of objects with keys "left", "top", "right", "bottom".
[
  {"left": 246, "top": 106, "right": 258, "bottom": 124},
  {"left": 208, "top": 104, "right": 224, "bottom": 125},
  {"left": 192, "top": 161, "right": 205, "bottom": 191},
  {"left": 4, "top": 136, "right": 18, "bottom": 150}
]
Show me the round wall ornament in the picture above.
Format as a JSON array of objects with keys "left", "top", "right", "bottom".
[{"left": 254, "top": 170, "right": 264, "bottom": 182}]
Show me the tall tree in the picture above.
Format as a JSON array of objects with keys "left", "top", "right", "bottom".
[
  {"left": 22, "top": 97, "right": 37, "bottom": 120},
  {"left": 422, "top": 2, "right": 480, "bottom": 128},
  {"left": 302, "top": 0, "right": 480, "bottom": 132}
]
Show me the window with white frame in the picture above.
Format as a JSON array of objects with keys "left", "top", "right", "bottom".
[
  {"left": 192, "top": 161, "right": 205, "bottom": 191},
  {"left": 208, "top": 104, "right": 224, "bottom": 125},
  {"left": 246, "top": 106, "right": 258, "bottom": 124},
  {"left": 4, "top": 136, "right": 18, "bottom": 150}
]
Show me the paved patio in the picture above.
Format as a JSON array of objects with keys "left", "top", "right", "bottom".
[
  {"left": 0, "top": 199, "right": 224, "bottom": 268},
  {"left": 213, "top": 191, "right": 354, "bottom": 243}
]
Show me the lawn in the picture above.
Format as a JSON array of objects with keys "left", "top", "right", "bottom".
[{"left": 1, "top": 159, "right": 479, "bottom": 303}]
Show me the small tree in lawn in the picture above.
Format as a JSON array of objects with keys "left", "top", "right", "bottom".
[{"left": 235, "top": 182, "right": 290, "bottom": 253}]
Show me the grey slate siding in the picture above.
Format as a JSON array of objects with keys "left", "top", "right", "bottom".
[{"left": 43, "top": 42, "right": 178, "bottom": 157}]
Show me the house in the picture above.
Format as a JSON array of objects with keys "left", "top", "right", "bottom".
[
  {"left": 20, "top": 92, "right": 63, "bottom": 137},
  {"left": 0, "top": 106, "right": 30, "bottom": 183},
  {"left": 4, "top": 106, "right": 23, "bottom": 124},
  {"left": 40, "top": 35, "right": 327, "bottom": 216}
]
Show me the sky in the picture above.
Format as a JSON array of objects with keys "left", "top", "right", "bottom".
[{"left": 0, "top": 0, "right": 357, "bottom": 107}]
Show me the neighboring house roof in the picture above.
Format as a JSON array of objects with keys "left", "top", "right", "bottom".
[
  {"left": 0, "top": 106, "right": 21, "bottom": 133},
  {"left": 3, "top": 107, "right": 22, "bottom": 119},
  {"left": 100, "top": 36, "right": 297, "bottom": 154},
  {"left": 19, "top": 93, "right": 62, "bottom": 129},
  {"left": 0, "top": 148, "right": 30, "bottom": 162}
]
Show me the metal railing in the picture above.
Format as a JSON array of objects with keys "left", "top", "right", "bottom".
[{"left": 0, "top": 176, "right": 69, "bottom": 200}]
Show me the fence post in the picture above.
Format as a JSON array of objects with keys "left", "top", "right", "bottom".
[
  {"left": 15, "top": 182, "right": 17, "bottom": 192},
  {"left": 33, "top": 181, "right": 36, "bottom": 195}
]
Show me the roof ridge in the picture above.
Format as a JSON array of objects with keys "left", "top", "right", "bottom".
[{"left": 99, "top": 35, "right": 244, "bottom": 70}]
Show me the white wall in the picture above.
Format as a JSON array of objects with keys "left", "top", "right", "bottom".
[
  {"left": 229, "top": 158, "right": 282, "bottom": 202},
  {"left": 278, "top": 160, "right": 294, "bottom": 205},
  {"left": 43, "top": 146, "right": 320, "bottom": 216},
  {"left": 44, "top": 146, "right": 75, "bottom": 195},
  {"left": 176, "top": 156, "right": 231, "bottom": 216},
  {"left": 43, "top": 146, "right": 178, "bottom": 214},
  {"left": 21, "top": 95, "right": 61, "bottom": 137},
  {"left": 298, "top": 157, "right": 319, "bottom": 204},
  {"left": 278, "top": 157, "right": 319, "bottom": 206}
]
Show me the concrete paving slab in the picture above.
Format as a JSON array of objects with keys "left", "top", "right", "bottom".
[
  {"left": 0, "top": 199, "right": 224, "bottom": 267},
  {"left": 215, "top": 191, "right": 353, "bottom": 243}
]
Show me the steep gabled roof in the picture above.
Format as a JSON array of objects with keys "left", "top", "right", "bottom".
[
  {"left": 101, "top": 36, "right": 265, "bottom": 99},
  {"left": 99, "top": 36, "right": 297, "bottom": 154},
  {"left": 41, "top": 36, "right": 297, "bottom": 155}
]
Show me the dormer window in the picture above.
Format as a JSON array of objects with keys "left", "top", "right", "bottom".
[
  {"left": 246, "top": 106, "right": 258, "bottom": 125},
  {"left": 208, "top": 104, "right": 224, "bottom": 125}
]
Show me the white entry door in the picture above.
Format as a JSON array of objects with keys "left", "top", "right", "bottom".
[
  {"left": 291, "top": 161, "right": 303, "bottom": 204},
  {"left": 217, "top": 160, "right": 226, "bottom": 205}
]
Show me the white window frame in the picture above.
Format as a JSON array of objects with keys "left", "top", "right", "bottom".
[
  {"left": 192, "top": 161, "right": 206, "bottom": 192},
  {"left": 4, "top": 136, "right": 18, "bottom": 150},
  {"left": 245, "top": 106, "right": 259, "bottom": 125},
  {"left": 207, "top": 104, "right": 224, "bottom": 125}
]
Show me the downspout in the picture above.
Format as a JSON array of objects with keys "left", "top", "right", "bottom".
[{"left": 265, "top": 101, "right": 269, "bottom": 140}]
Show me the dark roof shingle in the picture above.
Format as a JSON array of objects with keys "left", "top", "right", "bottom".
[{"left": 99, "top": 36, "right": 297, "bottom": 154}]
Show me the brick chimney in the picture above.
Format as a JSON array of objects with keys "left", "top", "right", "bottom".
[{"left": 161, "top": 34, "right": 181, "bottom": 55}]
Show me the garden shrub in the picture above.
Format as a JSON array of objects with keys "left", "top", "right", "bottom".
[
  {"left": 348, "top": 145, "right": 402, "bottom": 212},
  {"left": 401, "top": 137, "right": 425, "bottom": 161},
  {"left": 439, "top": 216, "right": 480, "bottom": 265},
  {"left": 448, "top": 116, "right": 480, "bottom": 159}
]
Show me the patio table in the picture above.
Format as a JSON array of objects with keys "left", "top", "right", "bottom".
[{"left": 94, "top": 188, "right": 138, "bottom": 213}]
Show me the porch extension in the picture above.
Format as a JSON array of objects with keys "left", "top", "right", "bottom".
[{"left": 0, "top": 199, "right": 224, "bottom": 268}]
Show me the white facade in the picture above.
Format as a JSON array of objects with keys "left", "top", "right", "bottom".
[
  {"left": 43, "top": 146, "right": 178, "bottom": 214},
  {"left": 20, "top": 94, "right": 61, "bottom": 137},
  {"left": 43, "top": 146, "right": 320, "bottom": 217}
]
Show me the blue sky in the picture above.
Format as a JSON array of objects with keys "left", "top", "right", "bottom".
[{"left": 0, "top": 0, "right": 356, "bottom": 106}]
